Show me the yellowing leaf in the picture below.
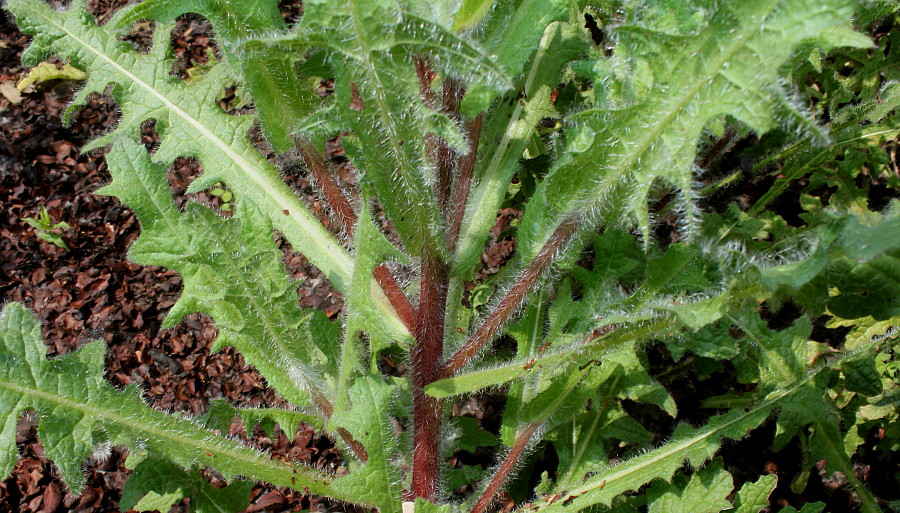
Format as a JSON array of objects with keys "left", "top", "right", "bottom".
[{"left": 17, "top": 61, "right": 87, "bottom": 91}]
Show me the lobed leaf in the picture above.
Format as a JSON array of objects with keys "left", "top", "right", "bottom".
[
  {"left": 97, "top": 139, "right": 339, "bottom": 410},
  {"left": 0, "top": 303, "right": 340, "bottom": 498},
  {"left": 645, "top": 458, "right": 733, "bottom": 513},
  {"left": 517, "top": 0, "right": 863, "bottom": 264},
  {"left": 329, "top": 376, "right": 404, "bottom": 513},
  {"left": 733, "top": 474, "right": 778, "bottom": 513},
  {"left": 122, "top": 459, "right": 254, "bottom": 513},
  {"left": 115, "top": 0, "right": 319, "bottom": 151}
]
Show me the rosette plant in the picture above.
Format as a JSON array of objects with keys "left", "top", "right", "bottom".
[{"left": 2, "top": 0, "right": 898, "bottom": 512}]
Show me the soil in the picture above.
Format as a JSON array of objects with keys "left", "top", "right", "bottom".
[{"left": 0, "top": 1, "right": 897, "bottom": 513}]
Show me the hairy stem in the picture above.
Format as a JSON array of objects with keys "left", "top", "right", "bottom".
[
  {"left": 295, "top": 137, "right": 357, "bottom": 236},
  {"left": 441, "top": 215, "right": 579, "bottom": 377},
  {"left": 471, "top": 422, "right": 541, "bottom": 513},
  {"left": 296, "top": 137, "right": 417, "bottom": 335},
  {"left": 373, "top": 264, "right": 417, "bottom": 333},
  {"left": 312, "top": 372, "right": 370, "bottom": 463},
  {"left": 414, "top": 56, "right": 439, "bottom": 106},
  {"left": 415, "top": 56, "right": 463, "bottom": 216},
  {"left": 411, "top": 250, "right": 449, "bottom": 501},
  {"left": 696, "top": 127, "right": 737, "bottom": 170},
  {"left": 436, "top": 77, "right": 463, "bottom": 213},
  {"left": 410, "top": 57, "right": 466, "bottom": 499},
  {"left": 449, "top": 115, "right": 483, "bottom": 251}
]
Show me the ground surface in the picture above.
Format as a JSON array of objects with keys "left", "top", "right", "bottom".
[{"left": 0, "top": 1, "right": 897, "bottom": 512}]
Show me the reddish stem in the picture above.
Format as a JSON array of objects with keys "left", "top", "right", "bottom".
[
  {"left": 295, "top": 138, "right": 417, "bottom": 335},
  {"left": 295, "top": 137, "right": 357, "bottom": 236},
  {"left": 312, "top": 381, "right": 369, "bottom": 463},
  {"left": 414, "top": 56, "right": 439, "bottom": 106},
  {"left": 449, "top": 115, "right": 483, "bottom": 250},
  {"left": 441, "top": 215, "right": 579, "bottom": 378},
  {"left": 435, "top": 78, "right": 463, "bottom": 212},
  {"left": 411, "top": 250, "right": 449, "bottom": 501},
  {"left": 697, "top": 127, "right": 737, "bottom": 170},
  {"left": 337, "top": 427, "right": 369, "bottom": 463},
  {"left": 414, "top": 56, "right": 465, "bottom": 217},
  {"left": 471, "top": 422, "right": 541, "bottom": 513},
  {"left": 373, "top": 264, "right": 417, "bottom": 333}
]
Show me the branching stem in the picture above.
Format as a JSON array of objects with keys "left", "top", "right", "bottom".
[
  {"left": 295, "top": 137, "right": 357, "bottom": 236},
  {"left": 471, "top": 422, "right": 541, "bottom": 513},
  {"left": 441, "top": 215, "right": 579, "bottom": 377},
  {"left": 449, "top": 115, "right": 483, "bottom": 250},
  {"left": 295, "top": 137, "right": 416, "bottom": 334}
]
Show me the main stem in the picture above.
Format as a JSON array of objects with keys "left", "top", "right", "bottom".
[
  {"left": 410, "top": 58, "right": 466, "bottom": 501},
  {"left": 411, "top": 249, "right": 448, "bottom": 500}
]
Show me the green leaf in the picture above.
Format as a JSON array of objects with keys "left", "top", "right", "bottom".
[
  {"left": 517, "top": 0, "right": 861, "bottom": 262},
  {"left": 122, "top": 459, "right": 254, "bottom": 513},
  {"left": 454, "top": 21, "right": 589, "bottom": 276},
  {"left": 200, "top": 399, "right": 323, "bottom": 438},
  {"left": 453, "top": 0, "right": 496, "bottom": 31},
  {"left": 828, "top": 251, "right": 900, "bottom": 320},
  {"left": 465, "top": 0, "right": 570, "bottom": 106},
  {"left": 646, "top": 458, "right": 733, "bottom": 513},
  {"left": 531, "top": 385, "right": 791, "bottom": 512},
  {"left": 452, "top": 416, "right": 499, "bottom": 452},
  {"left": 733, "top": 474, "right": 778, "bottom": 513},
  {"left": 571, "top": 229, "right": 646, "bottom": 290},
  {"left": 551, "top": 384, "right": 653, "bottom": 491},
  {"left": 842, "top": 357, "right": 884, "bottom": 397},
  {"left": 777, "top": 503, "right": 825, "bottom": 513},
  {"left": 425, "top": 318, "right": 674, "bottom": 398},
  {"left": 335, "top": 203, "right": 412, "bottom": 411},
  {"left": 666, "top": 323, "right": 739, "bottom": 361},
  {"left": 0, "top": 302, "right": 339, "bottom": 498},
  {"left": 620, "top": 244, "right": 700, "bottom": 310},
  {"left": 414, "top": 497, "right": 454, "bottom": 513},
  {"left": 808, "top": 421, "right": 882, "bottom": 513},
  {"left": 116, "top": 0, "right": 318, "bottom": 151},
  {"left": 836, "top": 213, "right": 900, "bottom": 262},
  {"left": 96, "top": 139, "right": 336, "bottom": 410},
  {"left": 329, "top": 376, "right": 403, "bottom": 513}
]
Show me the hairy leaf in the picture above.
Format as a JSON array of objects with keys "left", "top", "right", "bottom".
[
  {"left": 97, "top": 139, "right": 337, "bottom": 410},
  {"left": 329, "top": 376, "right": 404, "bottom": 513},
  {"left": 115, "top": 0, "right": 318, "bottom": 151},
  {"left": 517, "top": 0, "right": 862, "bottom": 262},
  {"left": 733, "top": 474, "right": 778, "bottom": 513},
  {"left": 645, "top": 458, "right": 733, "bottom": 513},
  {"left": 0, "top": 303, "right": 339, "bottom": 497}
]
